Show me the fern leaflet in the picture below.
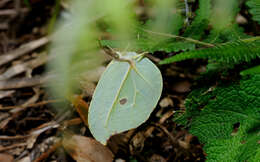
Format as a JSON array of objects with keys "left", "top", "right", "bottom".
[
  {"left": 160, "top": 40, "right": 260, "bottom": 65},
  {"left": 240, "top": 65, "right": 260, "bottom": 76},
  {"left": 247, "top": 0, "right": 260, "bottom": 25}
]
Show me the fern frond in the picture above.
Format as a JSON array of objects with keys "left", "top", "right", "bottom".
[
  {"left": 160, "top": 40, "right": 260, "bottom": 65},
  {"left": 246, "top": 0, "right": 260, "bottom": 25},
  {"left": 240, "top": 65, "right": 260, "bottom": 76},
  {"left": 205, "top": 24, "right": 249, "bottom": 43},
  {"left": 204, "top": 0, "right": 249, "bottom": 43},
  {"left": 151, "top": 40, "right": 195, "bottom": 53}
]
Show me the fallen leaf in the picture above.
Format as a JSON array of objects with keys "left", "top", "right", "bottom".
[
  {"left": 17, "top": 156, "right": 30, "bottom": 162},
  {"left": 159, "top": 97, "right": 174, "bottom": 108},
  {"left": 115, "top": 159, "right": 126, "bottom": 162},
  {"left": 62, "top": 135, "right": 114, "bottom": 162},
  {"left": 0, "top": 153, "right": 14, "bottom": 162},
  {"left": 149, "top": 154, "right": 166, "bottom": 162},
  {"left": 172, "top": 81, "right": 191, "bottom": 93}
]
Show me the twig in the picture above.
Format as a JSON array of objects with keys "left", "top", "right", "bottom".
[
  {"left": 0, "top": 74, "right": 53, "bottom": 90},
  {"left": 0, "top": 52, "right": 48, "bottom": 80},
  {"left": 0, "top": 122, "right": 59, "bottom": 140},
  {"left": 30, "top": 122, "right": 60, "bottom": 136},
  {"left": 152, "top": 123, "right": 177, "bottom": 146},
  {"left": 0, "top": 37, "right": 49, "bottom": 67},
  {"left": 14, "top": 0, "right": 21, "bottom": 15},
  {"left": 0, "top": 99, "right": 60, "bottom": 110},
  {"left": 10, "top": 88, "right": 41, "bottom": 113},
  {"left": 241, "top": 36, "right": 260, "bottom": 43},
  {"left": 144, "top": 110, "right": 174, "bottom": 138},
  {"left": 34, "top": 139, "right": 62, "bottom": 162},
  {"left": 0, "top": 23, "right": 8, "bottom": 30},
  {"left": 0, "top": 0, "right": 11, "bottom": 8},
  {"left": 0, "top": 143, "right": 27, "bottom": 152},
  {"left": 0, "top": 90, "right": 14, "bottom": 99},
  {"left": 146, "top": 54, "right": 160, "bottom": 63},
  {"left": 141, "top": 28, "right": 215, "bottom": 47},
  {"left": 0, "top": 135, "right": 29, "bottom": 140},
  {"left": 0, "top": 8, "right": 28, "bottom": 16},
  {"left": 62, "top": 118, "right": 82, "bottom": 128}
]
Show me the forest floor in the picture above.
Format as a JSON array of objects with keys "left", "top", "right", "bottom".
[{"left": 0, "top": 1, "right": 206, "bottom": 161}]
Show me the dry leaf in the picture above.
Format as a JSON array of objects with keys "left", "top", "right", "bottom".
[
  {"left": 172, "top": 81, "right": 191, "bottom": 93},
  {"left": 149, "top": 154, "right": 166, "bottom": 162},
  {"left": 17, "top": 156, "right": 30, "bottom": 162},
  {"left": 0, "top": 153, "right": 14, "bottom": 162},
  {"left": 62, "top": 135, "right": 114, "bottom": 162},
  {"left": 159, "top": 97, "right": 174, "bottom": 108}
]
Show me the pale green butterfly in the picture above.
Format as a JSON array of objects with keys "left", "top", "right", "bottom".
[{"left": 88, "top": 51, "right": 163, "bottom": 144}]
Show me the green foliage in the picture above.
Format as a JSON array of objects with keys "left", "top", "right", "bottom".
[
  {"left": 205, "top": 24, "right": 248, "bottom": 43},
  {"left": 247, "top": 0, "right": 260, "bottom": 25},
  {"left": 97, "top": 0, "right": 260, "bottom": 160},
  {"left": 101, "top": 0, "right": 197, "bottom": 53},
  {"left": 175, "top": 75, "right": 260, "bottom": 161},
  {"left": 147, "top": 0, "right": 183, "bottom": 35},
  {"left": 144, "top": 40, "right": 195, "bottom": 53},
  {"left": 160, "top": 40, "right": 260, "bottom": 65},
  {"left": 88, "top": 52, "right": 162, "bottom": 144},
  {"left": 183, "top": 0, "right": 211, "bottom": 39},
  {"left": 205, "top": 0, "right": 247, "bottom": 43},
  {"left": 100, "top": 34, "right": 196, "bottom": 53},
  {"left": 240, "top": 65, "right": 260, "bottom": 76}
]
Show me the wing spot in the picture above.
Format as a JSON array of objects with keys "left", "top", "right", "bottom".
[{"left": 119, "top": 98, "right": 127, "bottom": 105}]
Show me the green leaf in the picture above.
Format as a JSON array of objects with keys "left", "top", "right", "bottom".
[
  {"left": 240, "top": 65, "right": 260, "bottom": 76},
  {"left": 176, "top": 74, "right": 260, "bottom": 161},
  {"left": 247, "top": 0, "right": 260, "bottom": 25},
  {"left": 160, "top": 40, "right": 260, "bottom": 65},
  {"left": 88, "top": 52, "right": 163, "bottom": 144},
  {"left": 183, "top": 0, "right": 211, "bottom": 40}
]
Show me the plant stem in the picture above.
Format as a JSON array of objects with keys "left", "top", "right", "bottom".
[
  {"left": 141, "top": 29, "right": 215, "bottom": 47},
  {"left": 241, "top": 36, "right": 260, "bottom": 43}
]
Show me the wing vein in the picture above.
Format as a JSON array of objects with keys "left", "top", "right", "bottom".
[{"left": 104, "top": 65, "right": 131, "bottom": 127}]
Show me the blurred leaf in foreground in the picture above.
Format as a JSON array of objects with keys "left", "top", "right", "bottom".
[{"left": 47, "top": 0, "right": 136, "bottom": 99}]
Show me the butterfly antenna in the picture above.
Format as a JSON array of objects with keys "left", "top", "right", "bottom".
[{"left": 98, "top": 39, "right": 119, "bottom": 59}]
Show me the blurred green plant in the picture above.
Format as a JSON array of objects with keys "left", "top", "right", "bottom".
[
  {"left": 246, "top": 0, "right": 260, "bottom": 25},
  {"left": 48, "top": 0, "right": 136, "bottom": 99}
]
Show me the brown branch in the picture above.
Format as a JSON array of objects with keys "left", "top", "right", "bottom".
[
  {"left": 0, "top": 99, "right": 60, "bottom": 110},
  {"left": 0, "top": 37, "right": 49, "bottom": 67},
  {"left": 0, "top": 74, "right": 53, "bottom": 90},
  {"left": 0, "top": 8, "right": 29, "bottom": 16},
  {"left": 0, "top": 52, "right": 48, "bottom": 80},
  {"left": 0, "top": 143, "right": 27, "bottom": 152},
  {"left": 34, "top": 139, "right": 62, "bottom": 162}
]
